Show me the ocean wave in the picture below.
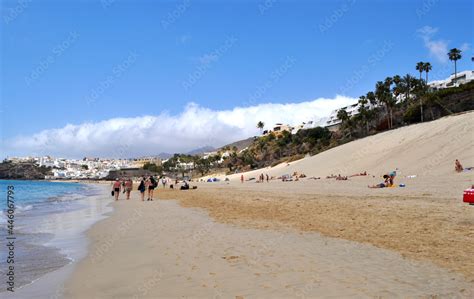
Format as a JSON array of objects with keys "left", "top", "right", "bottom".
[
  {"left": 47, "top": 193, "right": 86, "bottom": 203},
  {"left": 0, "top": 205, "right": 33, "bottom": 224},
  {"left": 16, "top": 204, "right": 33, "bottom": 213}
]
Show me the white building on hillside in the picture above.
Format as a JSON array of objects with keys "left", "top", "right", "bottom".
[
  {"left": 428, "top": 70, "right": 474, "bottom": 90},
  {"left": 325, "top": 102, "right": 360, "bottom": 131}
]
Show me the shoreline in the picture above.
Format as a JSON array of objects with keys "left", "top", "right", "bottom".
[{"left": 1, "top": 183, "right": 112, "bottom": 298}]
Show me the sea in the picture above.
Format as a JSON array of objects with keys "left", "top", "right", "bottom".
[{"left": 0, "top": 180, "right": 111, "bottom": 296}]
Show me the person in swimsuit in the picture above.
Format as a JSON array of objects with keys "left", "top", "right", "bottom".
[
  {"left": 112, "top": 178, "right": 121, "bottom": 201},
  {"left": 455, "top": 159, "right": 463, "bottom": 172},
  {"left": 124, "top": 178, "right": 133, "bottom": 200},
  {"left": 368, "top": 175, "right": 390, "bottom": 188},
  {"left": 162, "top": 177, "right": 167, "bottom": 188},
  {"left": 146, "top": 176, "right": 156, "bottom": 201}
]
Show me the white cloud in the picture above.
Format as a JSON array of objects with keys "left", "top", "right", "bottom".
[
  {"left": 178, "top": 34, "right": 191, "bottom": 44},
  {"left": 460, "top": 42, "right": 470, "bottom": 52},
  {"left": 4, "top": 96, "right": 357, "bottom": 158},
  {"left": 417, "top": 26, "right": 449, "bottom": 63}
]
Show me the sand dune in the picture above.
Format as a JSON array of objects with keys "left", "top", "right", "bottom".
[{"left": 223, "top": 111, "right": 474, "bottom": 182}]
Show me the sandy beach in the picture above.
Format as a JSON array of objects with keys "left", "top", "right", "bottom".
[{"left": 64, "top": 192, "right": 472, "bottom": 298}]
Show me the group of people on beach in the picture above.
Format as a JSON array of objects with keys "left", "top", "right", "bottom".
[
  {"left": 111, "top": 158, "right": 468, "bottom": 198},
  {"left": 112, "top": 176, "right": 192, "bottom": 201},
  {"left": 112, "top": 176, "right": 159, "bottom": 202},
  {"left": 368, "top": 170, "right": 397, "bottom": 188},
  {"left": 112, "top": 178, "right": 134, "bottom": 200},
  {"left": 240, "top": 173, "right": 270, "bottom": 183}
]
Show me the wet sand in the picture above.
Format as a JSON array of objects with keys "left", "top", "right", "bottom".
[{"left": 64, "top": 187, "right": 473, "bottom": 298}]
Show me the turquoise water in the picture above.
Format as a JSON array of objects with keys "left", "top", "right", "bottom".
[
  {"left": 0, "top": 180, "right": 105, "bottom": 290},
  {"left": 0, "top": 179, "right": 97, "bottom": 226}
]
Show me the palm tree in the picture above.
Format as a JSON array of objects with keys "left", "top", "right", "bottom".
[
  {"left": 375, "top": 78, "right": 395, "bottom": 129},
  {"left": 416, "top": 62, "right": 425, "bottom": 80},
  {"left": 358, "top": 96, "right": 371, "bottom": 134},
  {"left": 366, "top": 91, "right": 377, "bottom": 106},
  {"left": 256, "top": 121, "right": 265, "bottom": 134},
  {"left": 423, "top": 62, "right": 432, "bottom": 82},
  {"left": 336, "top": 108, "right": 349, "bottom": 124},
  {"left": 448, "top": 48, "right": 462, "bottom": 82},
  {"left": 401, "top": 74, "right": 417, "bottom": 103}
]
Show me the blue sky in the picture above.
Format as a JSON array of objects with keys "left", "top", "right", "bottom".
[{"left": 1, "top": 0, "right": 472, "bottom": 158}]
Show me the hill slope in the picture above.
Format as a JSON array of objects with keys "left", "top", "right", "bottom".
[{"left": 222, "top": 111, "right": 473, "bottom": 189}]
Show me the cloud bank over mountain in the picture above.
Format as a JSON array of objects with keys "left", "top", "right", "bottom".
[{"left": 5, "top": 96, "right": 357, "bottom": 158}]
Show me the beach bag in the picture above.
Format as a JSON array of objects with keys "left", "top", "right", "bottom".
[
  {"left": 138, "top": 182, "right": 145, "bottom": 192},
  {"left": 464, "top": 189, "right": 474, "bottom": 204},
  {"left": 111, "top": 190, "right": 114, "bottom": 196}
]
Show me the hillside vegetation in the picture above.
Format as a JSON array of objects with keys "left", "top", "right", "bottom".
[{"left": 168, "top": 80, "right": 473, "bottom": 177}]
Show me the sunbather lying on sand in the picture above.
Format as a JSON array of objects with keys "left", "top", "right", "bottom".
[
  {"left": 368, "top": 182, "right": 387, "bottom": 188},
  {"left": 349, "top": 171, "right": 367, "bottom": 177},
  {"left": 326, "top": 174, "right": 337, "bottom": 179},
  {"left": 336, "top": 174, "right": 348, "bottom": 181},
  {"left": 368, "top": 175, "right": 391, "bottom": 188}
]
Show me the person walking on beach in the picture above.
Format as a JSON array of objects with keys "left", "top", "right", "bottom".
[
  {"left": 162, "top": 177, "right": 167, "bottom": 188},
  {"left": 266, "top": 174, "right": 269, "bottom": 182},
  {"left": 138, "top": 177, "right": 146, "bottom": 201},
  {"left": 455, "top": 159, "right": 463, "bottom": 172},
  {"left": 112, "top": 178, "right": 121, "bottom": 201},
  {"left": 124, "top": 178, "right": 133, "bottom": 200},
  {"left": 146, "top": 176, "right": 156, "bottom": 201},
  {"left": 241, "top": 174, "right": 244, "bottom": 183}
]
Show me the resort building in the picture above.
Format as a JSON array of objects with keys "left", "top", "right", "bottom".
[
  {"left": 325, "top": 102, "right": 360, "bottom": 131},
  {"left": 263, "top": 123, "right": 293, "bottom": 138},
  {"left": 428, "top": 70, "right": 474, "bottom": 90},
  {"left": 131, "top": 157, "right": 162, "bottom": 168}
]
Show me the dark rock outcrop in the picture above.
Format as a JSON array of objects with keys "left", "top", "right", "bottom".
[{"left": 0, "top": 161, "right": 52, "bottom": 180}]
